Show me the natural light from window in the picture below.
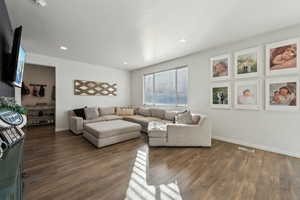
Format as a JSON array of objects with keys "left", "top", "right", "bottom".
[{"left": 144, "top": 67, "right": 188, "bottom": 106}]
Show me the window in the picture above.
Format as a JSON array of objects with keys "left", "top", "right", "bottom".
[{"left": 143, "top": 67, "right": 188, "bottom": 106}]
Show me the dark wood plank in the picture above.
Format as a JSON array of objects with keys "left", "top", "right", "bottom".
[{"left": 22, "top": 126, "right": 300, "bottom": 200}]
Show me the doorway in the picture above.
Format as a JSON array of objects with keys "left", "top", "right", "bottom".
[{"left": 21, "top": 64, "right": 55, "bottom": 129}]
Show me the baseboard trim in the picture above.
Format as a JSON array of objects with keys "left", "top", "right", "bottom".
[
  {"left": 212, "top": 135, "right": 300, "bottom": 158},
  {"left": 55, "top": 128, "right": 68, "bottom": 132}
]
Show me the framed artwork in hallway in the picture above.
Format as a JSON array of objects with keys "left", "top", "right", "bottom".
[
  {"left": 210, "top": 82, "right": 232, "bottom": 109},
  {"left": 265, "top": 77, "right": 299, "bottom": 111},
  {"left": 266, "top": 38, "right": 300, "bottom": 76},
  {"left": 210, "top": 54, "right": 231, "bottom": 81},
  {"left": 234, "top": 80, "right": 261, "bottom": 110}
]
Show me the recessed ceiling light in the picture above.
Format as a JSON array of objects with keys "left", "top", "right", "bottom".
[
  {"left": 123, "top": 62, "right": 128, "bottom": 65},
  {"left": 60, "top": 46, "right": 68, "bottom": 50},
  {"left": 179, "top": 38, "right": 186, "bottom": 43}
]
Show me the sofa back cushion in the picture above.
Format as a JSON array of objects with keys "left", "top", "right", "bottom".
[
  {"left": 175, "top": 111, "right": 193, "bottom": 124},
  {"left": 100, "top": 107, "right": 115, "bottom": 116},
  {"left": 138, "top": 107, "right": 151, "bottom": 117},
  {"left": 84, "top": 107, "right": 99, "bottom": 120},
  {"left": 116, "top": 107, "right": 134, "bottom": 116},
  {"left": 150, "top": 108, "right": 165, "bottom": 119}
]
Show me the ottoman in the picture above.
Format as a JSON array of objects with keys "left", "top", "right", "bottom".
[{"left": 83, "top": 120, "right": 141, "bottom": 148}]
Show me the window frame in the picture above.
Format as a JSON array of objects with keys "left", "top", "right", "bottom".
[{"left": 143, "top": 65, "right": 188, "bottom": 107}]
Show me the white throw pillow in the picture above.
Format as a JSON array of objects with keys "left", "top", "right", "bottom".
[
  {"left": 175, "top": 111, "right": 193, "bottom": 124},
  {"left": 84, "top": 107, "right": 99, "bottom": 120}
]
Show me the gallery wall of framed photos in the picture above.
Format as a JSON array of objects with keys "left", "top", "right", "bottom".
[{"left": 210, "top": 38, "right": 299, "bottom": 112}]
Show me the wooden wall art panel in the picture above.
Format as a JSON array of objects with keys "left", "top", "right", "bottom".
[{"left": 74, "top": 80, "right": 117, "bottom": 96}]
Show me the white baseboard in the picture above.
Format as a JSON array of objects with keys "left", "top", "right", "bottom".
[
  {"left": 55, "top": 127, "right": 68, "bottom": 132},
  {"left": 212, "top": 135, "right": 300, "bottom": 158}
]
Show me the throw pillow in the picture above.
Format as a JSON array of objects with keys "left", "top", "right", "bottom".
[
  {"left": 84, "top": 107, "right": 99, "bottom": 120},
  {"left": 100, "top": 107, "right": 115, "bottom": 116},
  {"left": 116, "top": 107, "right": 134, "bottom": 116},
  {"left": 175, "top": 111, "right": 193, "bottom": 124},
  {"left": 164, "top": 111, "right": 179, "bottom": 122},
  {"left": 73, "top": 108, "right": 86, "bottom": 120},
  {"left": 138, "top": 107, "right": 151, "bottom": 117}
]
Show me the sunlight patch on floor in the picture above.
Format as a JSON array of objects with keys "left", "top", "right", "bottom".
[{"left": 125, "top": 150, "right": 183, "bottom": 200}]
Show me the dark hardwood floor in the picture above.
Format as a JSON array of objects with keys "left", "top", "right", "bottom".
[{"left": 23, "top": 126, "right": 300, "bottom": 200}]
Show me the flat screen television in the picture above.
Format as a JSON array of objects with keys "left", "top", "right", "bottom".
[{"left": 6, "top": 26, "right": 26, "bottom": 88}]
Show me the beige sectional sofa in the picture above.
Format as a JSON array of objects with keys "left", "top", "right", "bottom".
[
  {"left": 69, "top": 107, "right": 177, "bottom": 134},
  {"left": 69, "top": 106, "right": 212, "bottom": 147}
]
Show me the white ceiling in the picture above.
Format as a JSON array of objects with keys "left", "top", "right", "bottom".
[{"left": 6, "top": 0, "right": 300, "bottom": 70}]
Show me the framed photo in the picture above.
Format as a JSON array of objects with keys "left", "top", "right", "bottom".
[
  {"left": 211, "top": 82, "right": 231, "bottom": 109},
  {"left": 210, "top": 54, "right": 230, "bottom": 81},
  {"left": 266, "top": 38, "right": 300, "bottom": 76},
  {"left": 265, "top": 77, "right": 299, "bottom": 111},
  {"left": 234, "top": 47, "right": 261, "bottom": 79},
  {"left": 234, "top": 80, "right": 261, "bottom": 110}
]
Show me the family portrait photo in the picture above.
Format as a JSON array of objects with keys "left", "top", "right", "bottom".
[
  {"left": 211, "top": 83, "right": 231, "bottom": 109},
  {"left": 266, "top": 77, "right": 299, "bottom": 111},
  {"left": 235, "top": 80, "right": 260, "bottom": 110},
  {"left": 213, "top": 87, "right": 228, "bottom": 104},
  {"left": 269, "top": 82, "right": 296, "bottom": 106},
  {"left": 266, "top": 39, "right": 299, "bottom": 75},
  {"left": 234, "top": 47, "right": 260, "bottom": 78},
  {"left": 211, "top": 55, "right": 230, "bottom": 81}
]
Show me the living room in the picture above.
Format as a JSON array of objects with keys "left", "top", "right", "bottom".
[{"left": 0, "top": 0, "right": 300, "bottom": 199}]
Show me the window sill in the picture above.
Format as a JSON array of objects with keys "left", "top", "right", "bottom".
[{"left": 143, "top": 104, "right": 188, "bottom": 108}]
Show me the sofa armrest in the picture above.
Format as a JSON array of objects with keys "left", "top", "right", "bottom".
[
  {"left": 166, "top": 117, "right": 211, "bottom": 147},
  {"left": 70, "top": 116, "right": 84, "bottom": 135}
]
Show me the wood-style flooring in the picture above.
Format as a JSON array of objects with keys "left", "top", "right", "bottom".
[{"left": 23, "top": 126, "right": 300, "bottom": 200}]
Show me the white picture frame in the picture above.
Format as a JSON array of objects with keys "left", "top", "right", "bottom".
[
  {"left": 210, "top": 82, "right": 232, "bottom": 109},
  {"left": 265, "top": 77, "right": 299, "bottom": 111},
  {"left": 234, "top": 80, "right": 261, "bottom": 110},
  {"left": 234, "top": 47, "right": 262, "bottom": 79},
  {"left": 210, "top": 54, "right": 231, "bottom": 81},
  {"left": 266, "top": 38, "right": 300, "bottom": 76}
]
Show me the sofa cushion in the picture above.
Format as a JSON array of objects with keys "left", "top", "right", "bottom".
[
  {"left": 148, "top": 130, "right": 167, "bottom": 138},
  {"left": 84, "top": 117, "right": 106, "bottom": 125},
  {"left": 150, "top": 108, "right": 166, "bottom": 119},
  {"left": 175, "top": 111, "right": 193, "bottom": 124},
  {"left": 102, "top": 115, "right": 123, "bottom": 121},
  {"left": 138, "top": 107, "right": 151, "bottom": 117},
  {"left": 84, "top": 107, "right": 99, "bottom": 120},
  {"left": 73, "top": 108, "right": 86, "bottom": 120},
  {"left": 116, "top": 107, "right": 134, "bottom": 116},
  {"left": 100, "top": 107, "right": 115, "bottom": 116},
  {"left": 84, "top": 120, "right": 141, "bottom": 138}
]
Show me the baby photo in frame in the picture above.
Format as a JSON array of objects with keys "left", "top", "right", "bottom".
[
  {"left": 210, "top": 54, "right": 230, "bottom": 81},
  {"left": 234, "top": 80, "right": 261, "bottom": 110},
  {"left": 265, "top": 77, "right": 299, "bottom": 111},
  {"left": 266, "top": 39, "right": 300, "bottom": 76}
]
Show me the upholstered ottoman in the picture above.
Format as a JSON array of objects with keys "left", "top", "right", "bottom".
[{"left": 83, "top": 120, "right": 141, "bottom": 148}]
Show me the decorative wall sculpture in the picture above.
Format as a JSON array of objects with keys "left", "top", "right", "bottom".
[{"left": 74, "top": 80, "right": 117, "bottom": 96}]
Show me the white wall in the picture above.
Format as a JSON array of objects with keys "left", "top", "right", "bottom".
[
  {"left": 131, "top": 25, "right": 300, "bottom": 158},
  {"left": 16, "top": 53, "right": 131, "bottom": 131}
]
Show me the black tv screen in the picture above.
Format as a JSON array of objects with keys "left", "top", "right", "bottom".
[{"left": 8, "top": 26, "right": 26, "bottom": 88}]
